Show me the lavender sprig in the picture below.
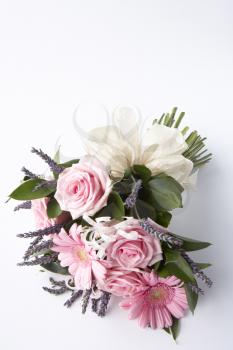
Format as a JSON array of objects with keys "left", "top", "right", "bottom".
[
  {"left": 64, "top": 290, "right": 83, "bottom": 308},
  {"left": 23, "top": 236, "right": 43, "bottom": 260},
  {"left": 43, "top": 286, "right": 68, "bottom": 295},
  {"left": 21, "top": 167, "right": 38, "bottom": 179},
  {"left": 97, "top": 291, "right": 111, "bottom": 317},
  {"left": 31, "top": 147, "right": 63, "bottom": 174},
  {"left": 23, "top": 239, "right": 53, "bottom": 260},
  {"left": 43, "top": 278, "right": 69, "bottom": 296},
  {"left": 18, "top": 253, "right": 58, "bottom": 266},
  {"left": 17, "top": 223, "right": 62, "bottom": 238},
  {"left": 49, "top": 277, "right": 67, "bottom": 288},
  {"left": 181, "top": 251, "right": 213, "bottom": 287},
  {"left": 140, "top": 218, "right": 183, "bottom": 247},
  {"left": 81, "top": 289, "right": 92, "bottom": 314},
  {"left": 91, "top": 298, "right": 101, "bottom": 313},
  {"left": 188, "top": 283, "right": 204, "bottom": 295},
  {"left": 14, "top": 200, "right": 32, "bottom": 211},
  {"left": 125, "top": 179, "right": 142, "bottom": 209}
]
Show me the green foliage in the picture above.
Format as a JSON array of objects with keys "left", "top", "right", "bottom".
[
  {"left": 10, "top": 179, "right": 54, "bottom": 200},
  {"left": 183, "top": 131, "right": 212, "bottom": 168},
  {"left": 131, "top": 164, "right": 152, "bottom": 183},
  {"left": 147, "top": 173, "right": 183, "bottom": 211},
  {"left": 132, "top": 199, "right": 157, "bottom": 221},
  {"left": 158, "top": 247, "right": 195, "bottom": 283},
  {"left": 128, "top": 197, "right": 172, "bottom": 226},
  {"left": 153, "top": 261, "right": 161, "bottom": 271},
  {"left": 47, "top": 198, "right": 62, "bottom": 218},
  {"left": 97, "top": 191, "right": 125, "bottom": 220},
  {"left": 172, "top": 233, "right": 211, "bottom": 251},
  {"left": 53, "top": 146, "right": 61, "bottom": 163},
  {"left": 59, "top": 159, "right": 80, "bottom": 169},
  {"left": 196, "top": 263, "right": 212, "bottom": 270},
  {"left": 41, "top": 261, "right": 69, "bottom": 275},
  {"left": 164, "top": 318, "right": 180, "bottom": 341},
  {"left": 153, "top": 107, "right": 212, "bottom": 168},
  {"left": 156, "top": 211, "right": 172, "bottom": 228},
  {"left": 113, "top": 177, "right": 133, "bottom": 195},
  {"left": 184, "top": 282, "right": 198, "bottom": 314}
]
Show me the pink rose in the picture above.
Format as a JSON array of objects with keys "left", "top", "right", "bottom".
[
  {"left": 106, "top": 219, "right": 162, "bottom": 270},
  {"left": 54, "top": 156, "right": 112, "bottom": 219},
  {"left": 100, "top": 268, "right": 146, "bottom": 297},
  {"left": 31, "top": 197, "right": 71, "bottom": 229},
  {"left": 31, "top": 198, "right": 56, "bottom": 229}
]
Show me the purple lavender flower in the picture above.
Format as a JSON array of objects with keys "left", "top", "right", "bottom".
[
  {"left": 14, "top": 201, "right": 32, "bottom": 211},
  {"left": 125, "top": 179, "right": 142, "bottom": 209},
  {"left": 31, "top": 147, "right": 63, "bottom": 174}
]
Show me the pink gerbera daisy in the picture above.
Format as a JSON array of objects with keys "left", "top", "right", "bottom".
[
  {"left": 52, "top": 223, "right": 107, "bottom": 290},
  {"left": 119, "top": 271, "right": 188, "bottom": 329}
]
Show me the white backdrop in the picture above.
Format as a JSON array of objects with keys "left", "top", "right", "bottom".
[{"left": 0, "top": 1, "right": 233, "bottom": 349}]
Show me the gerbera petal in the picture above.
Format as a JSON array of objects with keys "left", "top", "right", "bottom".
[
  {"left": 138, "top": 304, "right": 150, "bottom": 328},
  {"left": 118, "top": 272, "right": 188, "bottom": 328},
  {"left": 119, "top": 299, "right": 132, "bottom": 310},
  {"left": 128, "top": 299, "right": 145, "bottom": 320},
  {"left": 75, "top": 265, "right": 92, "bottom": 289},
  {"left": 149, "top": 307, "right": 157, "bottom": 329},
  {"left": 68, "top": 262, "right": 79, "bottom": 275},
  {"left": 166, "top": 301, "right": 186, "bottom": 319},
  {"left": 162, "top": 307, "right": 173, "bottom": 328},
  {"left": 155, "top": 307, "right": 165, "bottom": 329}
]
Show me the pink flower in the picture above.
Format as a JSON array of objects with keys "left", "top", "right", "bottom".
[
  {"left": 106, "top": 219, "right": 162, "bottom": 270},
  {"left": 31, "top": 197, "right": 71, "bottom": 229},
  {"left": 52, "top": 223, "right": 107, "bottom": 289},
  {"left": 120, "top": 272, "right": 188, "bottom": 329},
  {"left": 100, "top": 268, "right": 145, "bottom": 297},
  {"left": 54, "top": 156, "right": 112, "bottom": 219},
  {"left": 31, "top": 198, "right": 56, "bottom": 229}
]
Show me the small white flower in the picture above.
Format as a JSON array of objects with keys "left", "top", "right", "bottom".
[{"left": 82, "top": 216, "right": 118, "bottom": 258}]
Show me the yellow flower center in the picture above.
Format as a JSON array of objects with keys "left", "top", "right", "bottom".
[
  {"left": 150, "top": 288, "right": 167, "bottom": 300},
  {"left": 148, "top": 283, "right": 174, "bottom": 306},
  {"left": 77, "top": 248, "right": 88, "bottom": 261}
]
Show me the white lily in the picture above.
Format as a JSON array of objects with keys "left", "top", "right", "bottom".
[{"left": 83, "top": 106, "right": 194, "bottom": 187}]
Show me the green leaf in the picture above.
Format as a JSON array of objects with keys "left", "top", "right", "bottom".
[
  {"left": 59, "top": 159, "right": 79, "bottom": 169},
  {"left": 133, "top": 199, "right": 157, "bottom": 221},
  {"left": 41, "top": 262, "right": 69, "bottom": 275},
  {"left": 184, "top": 282, "right": 198, "bottom": 314},
  {"left": 172, "top": 233, "right": 211, "bottom": 251},
  {"left": 164, "top": 318, "right": 180, "bottom": 341},
  {"left": 53, "top": 159, "right": 80, "bottom": 179},
  {"left": 10, "top": 179, "right": 54, "bottom": 200},
  {"left": 147, "top": 174, "right": 183, "bottom": 211},
  {"left": 123, "top": 168, "right": 132, "bottom": 178},
  {"left": 132, "top": 164, "right": 152, "bottom": 182},
  {"left": 196, "top": 263, "right": 212, "bottom": 270},
  {"left": 156, "top": 211, "right": 172, "bottom": 228},
  {"left": 113, "top": 178, "right": 133, "bottom": 195},
  {"left": 158, "top": 248, "right": 195, "bottom": 283},
  {"left": 153, "top": 261, "right": 161, "bottom": 271},
  {"left": 47, "top": 198, "right": 62, "bottom": 218},
  {"left": 97, "top": 191, "right": 125, "bottom": 220},
  {"left": 54, "top": 146, "right": 61, "bottom": 163}
]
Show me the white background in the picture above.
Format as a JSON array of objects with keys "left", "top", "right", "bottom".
[{"left": 0, "top": 0, "right": 233, "bottom": 349}]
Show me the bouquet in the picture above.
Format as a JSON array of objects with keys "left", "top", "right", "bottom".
[{"left": 10, "top": 107, "right": 212, "bottom": 340}]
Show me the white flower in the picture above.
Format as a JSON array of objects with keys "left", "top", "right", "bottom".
[
  {"left": 83, "top": 106, "right": 194, "bottom": 187},
  {"left": 82, "top": 216, "right": 143, "bottom": 259}
]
